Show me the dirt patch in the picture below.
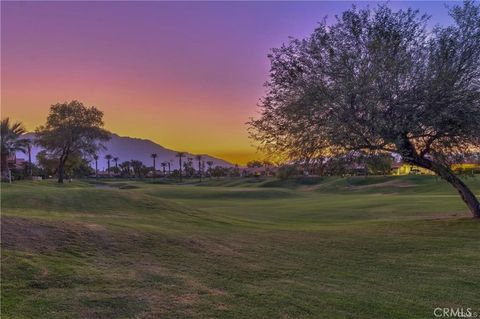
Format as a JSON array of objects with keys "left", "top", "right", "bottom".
[{"left": 1, "top": 216, "right": 112, "bottom": 254}]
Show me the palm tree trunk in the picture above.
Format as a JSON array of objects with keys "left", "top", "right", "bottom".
[
  {"left": 28, "top": 145, "right": 32, "bottom": 177},
  {"left": 198, "top": 160, "right": 202, "bottom": 182},
  {"left": 1, "top": 153, "right": 6, "bottom": 171},
  {"left": 1, "top": 152, "right": 11, "bottom": 182},
  {"left": 179, "top": 157, "right": 183, "bottom": 182},
  {"left": 153, "top": 158, "right": 156, "bottom": 177}
]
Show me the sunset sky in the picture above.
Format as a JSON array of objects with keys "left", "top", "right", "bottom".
[{"left": 2, "top": 1, "right": 455, "bottom": 164}]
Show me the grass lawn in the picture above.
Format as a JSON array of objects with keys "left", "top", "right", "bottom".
[{"left": 1, "top": 175, "right": 480, "bottom": 318}]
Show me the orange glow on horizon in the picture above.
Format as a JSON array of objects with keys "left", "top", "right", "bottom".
[
  {"left": 1, "top": 1, "right": 456, "bottom": 165},
  {"left": 2, "top": 97, "right": 262, "bottom": 165}
]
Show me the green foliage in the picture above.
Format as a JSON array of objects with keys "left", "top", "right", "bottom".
[
  {"left": 9, "top": 162, "right": 43, "bottom": 181},
  {"left": 36, "top": 150, "right": 93, "bottom": 179},
  {"left": 35, "top": 101, "right": 110, "bottom": 183},
  {"left": 130, "top": 160, "right": 147, "bottom": 178},
  {"left": 210, "top": 166, "right": 228, "bottom": 179},
  {"left": 323, "top": 154, "right": 359, "bottom": 176},
  {"left": 1, "top": 118, "right": 29, "bottom": 181},
  {"left": 246, "top": 160, "right": 263, "bottom": 168},
  {"left": 366, "top": 154, "right": 393, "bottom": 175},
  {"left": 230, "top": 165, "right": 241, "bottom": 177},
  {"left": 183, "top": 159, "right": 195, "bottom": 177},
  {"left": 276, "top": 164, "right": 298, "bottom": 180},
  {"left": 1, "top": 118, "right": 29, "bottom": 156}
]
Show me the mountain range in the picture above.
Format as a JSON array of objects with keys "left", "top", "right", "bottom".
[{"left": 17, "top": 133, "right": 235, "bottom": 170}]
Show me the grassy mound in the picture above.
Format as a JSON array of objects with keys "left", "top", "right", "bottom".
[{"left": 1, "top": 177, "right": 479, "bottom": 318}]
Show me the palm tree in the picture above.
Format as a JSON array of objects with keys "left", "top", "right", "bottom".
[
  {"left": 27, "top": 141, "right": 33, "bottom": 177},
  {"left": 93, "top": 154, "right": 99, "bottom": 179},
  {"left": 206, "top": 161, "right": 214, "bottom": 179},
  {"left": 130, "top": 160, "right": 144, "bottom": 178},
  {"left": 195, "top": 155, "right": 203, "bottom": 181},
  {"left": 151, "top": 153, "right": 157, "bottom": 176},
  {"left": 1, "top": 118, "right": 29, "bottom": 182},
  {"left": 105, "top": 154, "right": 112, "bottom": 176},
  {"left": 186, "top": 157, "right": 194, "bottom": 178},
  {"left": 113, "top": 157, "right": 119, "bottom": 168},
  {"left": 175, "top": 152, "right": 186, "bottom": 181},
  {"left": 119, "top": 160, "right": 131, "bottom": 177},
  {"left": 168, "top": 160, "right": 172, "bottom": 175},
  {"left": 161, "top": 162, "right": 167, "bottom": 176}
]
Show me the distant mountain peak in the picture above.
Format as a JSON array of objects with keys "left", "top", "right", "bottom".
[{"left": 18, "top": 132, "right": 235, "bottom": 170}]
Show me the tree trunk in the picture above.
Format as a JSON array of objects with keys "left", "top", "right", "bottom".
[
  {"left": 179, "top": 158, "right": 183, "bottom": 182},
  {"left": 1, "top": 152, "right": 9, "bottom": 181},
  {"left": 432, "top": 164, "right": 479, "bottom": 218},
  {"left": 57, "top": 154, "right": 69, "bottom": 184},
  {"left": 410, "top": 157, "right": 480, "bottom": 218},
  {"left": 58, "top": 162, "right": 65, "bottom": 183},
  {"left": 396, "top": 136, "right": 480, "bottom": 218},
  {"left": 28, "top": 145, "right": 32, "bottom": 177}
]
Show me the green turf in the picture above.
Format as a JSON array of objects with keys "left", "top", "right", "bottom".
[{"left": 1, "top": 175, "right": 479, "bottom": 318}]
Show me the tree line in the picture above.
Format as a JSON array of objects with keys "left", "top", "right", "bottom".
[{"left": 1, "top": 101, "right": 239, "bottom": 183}]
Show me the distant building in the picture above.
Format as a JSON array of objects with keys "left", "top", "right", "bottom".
[
  {"left": 451, "top": 163, "right": 480, "bottom": 173},
  {"left": 242, "top": 166, "right": 278, "bottom": 177},
  {"left": 7, "top": 154, "right": 26, "bottom": 170},
  {"left": 391, "top": 161, "right": 480, "bottom": 176},
  {"left": 391, "top": 162, "right": 434, "bottom": 175}
]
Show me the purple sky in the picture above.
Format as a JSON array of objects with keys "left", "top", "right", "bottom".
[{"left": 2, "top": 1, "right": 457, "bottom": 164}]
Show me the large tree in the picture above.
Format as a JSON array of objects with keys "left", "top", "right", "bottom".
[
  {"left": 249, "top": 2, "right": 480, "bottom": 217},
  {"left": 35, "top": 101, "right": 110, "bottom": 183}
]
